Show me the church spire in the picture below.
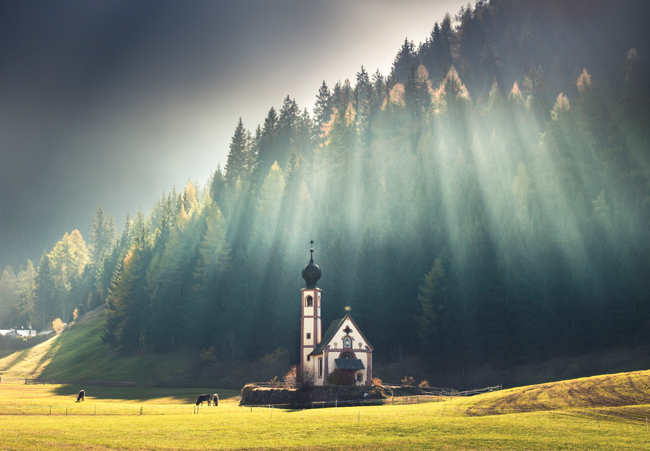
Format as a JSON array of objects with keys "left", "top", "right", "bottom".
[{"left": 302, "top": 240, "right": 321, "bottom": 288}]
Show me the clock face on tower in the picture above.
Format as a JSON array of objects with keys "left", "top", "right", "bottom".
[{"left": 306, "top": 295, "right": 313, "bottom": 307}]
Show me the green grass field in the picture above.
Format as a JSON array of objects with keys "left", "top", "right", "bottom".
[
  {"left": 1, "top": 312, "right": 649, "bottom": 449},
  {"left": 1, "top": 375, "right": 649, "bottom": 451}
]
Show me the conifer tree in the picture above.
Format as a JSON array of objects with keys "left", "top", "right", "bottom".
[
  {"left": 224, "top": 118, "right": 249, "bottom": 189},
  {"left": 255, "top": 106, "right": 279, "bottom": 182},
  {"left": 0, "top": 266, "right": 18, "bottom": 328},
  {"left": 89, "top": 204, "right": 116, "bottom": 270},
  {"left": 15, "top": 260, "right": 36, "bottom": 327},
  {"left": 314, "top": 80, "right": 332, "bottom": 133},
  {"left": 391, "top": 38, "right": 417, "bottom": 83},
  {"left": 34, "top": 253, "right": 57, "bottom": 330}
]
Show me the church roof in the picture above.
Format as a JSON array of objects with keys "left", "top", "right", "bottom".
[
  {"left": 335, "top": 358, "right": 365, "bottom": 370},
  {"left": 309, "top": 314, "right": 374, "bottom": 356},
  {"left": 310, "top": 316, "right": 346, "bottom": 356}
]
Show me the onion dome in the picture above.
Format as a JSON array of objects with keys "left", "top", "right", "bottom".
[{"left": 302, "top": 247, "right": 321, "bottom": 288}]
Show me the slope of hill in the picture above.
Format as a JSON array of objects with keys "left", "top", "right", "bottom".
[
  {"left": 452, "top": 369, "right": 650, "bottom": 417},
  {"left": 0, "top": 309, "right": 195, "bottom": 384}
]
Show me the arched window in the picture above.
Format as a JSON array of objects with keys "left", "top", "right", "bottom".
[
  {"left": 305, "top": 295, "right": 313, "bottom": 307},
  {"left": 343, "top": 337, "right": 352, "bottom": 348}
]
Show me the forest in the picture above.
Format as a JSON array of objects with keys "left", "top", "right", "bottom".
[{"left": 1, "top": 0, "right": 649, "bottom": 383}]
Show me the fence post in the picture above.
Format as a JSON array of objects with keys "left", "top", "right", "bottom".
[
  {"left": 441, "top": 406, "right": 445, "bottom": 417},
  {"left": 140, "top": 406, "right": 143, "bottom": 415},
  {"left": 358, "top": 411, "right": 360, "bottom": 423}
]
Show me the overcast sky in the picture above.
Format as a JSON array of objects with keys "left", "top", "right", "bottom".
[{"left": 0, "top": 0, "right": 469, "bottom": 268}]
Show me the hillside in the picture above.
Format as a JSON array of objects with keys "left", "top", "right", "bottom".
[
  {"left": 0, "top": 309, "right": 195, "bottom": 384},
  {"left": 453, "top": 369, "right": 650, "bottom": 417}
]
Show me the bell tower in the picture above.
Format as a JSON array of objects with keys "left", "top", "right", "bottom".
[{"left": 300, "top": 241, "right": 322, "bottom": 375}]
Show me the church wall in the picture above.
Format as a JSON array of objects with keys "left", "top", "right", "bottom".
[
  {"left": 322, "top": 318, "right": 373, "bottom": 385},
  {"left": 324, "top": 349, "right": 371, "bottom": 385}
]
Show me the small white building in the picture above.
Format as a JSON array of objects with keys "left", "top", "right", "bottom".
[
  {"left": 15, "top": 329, "right": 36, "bottom": 338},
  {"left": 300, "top": 247, "right": 374, "bottom": 386}
]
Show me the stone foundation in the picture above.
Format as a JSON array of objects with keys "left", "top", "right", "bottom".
[{"left": 240, "top": 384, "right": 385, "bottom": 406}]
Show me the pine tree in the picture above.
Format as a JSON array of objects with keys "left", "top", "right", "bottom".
[
  {"left": 354, "top": 66, "right": 370, "bottom": 112},
  {"left": 314, "top": 80, "right": 332, "bottom": 134},
  {"left": 34, "top": 253, "right": 57, "bottom": 330},
  {"left": 15, "top": 260, "right": 36, "bottom": 327},
  {"left": 189, "top": 202, "right": 230, "bottom": 347},
  {"left": 391, "top": 38, "right": 417, "bottom": 83},
  {"left": 89, "top": 204, "right": 116, "bottom": 270},
  {"left": 416, "top": 258, "right": 448, "bottom": 354},
  {"left": 0, "top": 266, "right": 18, "bottom": 328},
  {"left": 277, "top": 95, "right": 300, "bottom": 168},
  {"left": 224, "top": 118, "right": 249, "bottom": 189},
  {"left": 256, "top": 106, "right": 279, "bottom": 182}
]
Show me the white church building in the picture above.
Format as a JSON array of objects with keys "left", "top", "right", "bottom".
[{"left": 300, "top": 246, "right": 374, "bottom": 386}]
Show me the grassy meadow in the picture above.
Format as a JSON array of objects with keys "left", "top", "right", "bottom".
[
  {"left": 1, "top": 373, "right": 649, "bottom": 451},
  {"left": 1, "top": 313, "right": 649, "bottom": 449}
]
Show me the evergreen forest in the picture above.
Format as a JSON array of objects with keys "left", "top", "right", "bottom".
[{"left": 1, "top": 0, "right": 649, "bottom": 384}]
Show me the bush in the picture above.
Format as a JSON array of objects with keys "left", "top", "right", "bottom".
[
  {"left": 419, "top": 379, "right": 430, "bottom": 388},
  {"left": 327, "top": 368, "right": 355, "bottom": 386},
  {"left": 284, "top": 365, "right": 315, "bottom": 389},
  {"left": 52, "top": 318, "right": 66, "bottom": 335},
  {"left": 372, "top": 377, "right": 383, "bottom": 387},
  {"left": 401, "top": 376, "right": 415, "bottom": 386}
]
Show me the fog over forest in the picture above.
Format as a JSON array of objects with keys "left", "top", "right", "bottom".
[{"left": 1, "top": 0, "right": 649, "bottom": 386}]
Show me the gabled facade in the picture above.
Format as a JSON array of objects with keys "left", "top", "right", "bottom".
[{"left": 300, "top": 247, "right": 373, "bottom": 386}]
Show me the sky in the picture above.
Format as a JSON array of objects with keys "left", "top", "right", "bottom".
[{"left": 0, "top": 0, "right": 470, "bottom": 269}]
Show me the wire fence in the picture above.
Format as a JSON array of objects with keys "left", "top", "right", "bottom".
[
  {"left": 0, "top": 404, "right": 223, "bottom": 416},
  {"left": 0, "top": 403, "right": 647, "bottom": 431},
  {"left": 24, "top": 379, "right": 152, "bottom": 387},
  {"left": 0, "top": 377, "right": 28, "bottom": 384},
  {"left": 382, "top": 384, "right": 503, "bottom": 397}
]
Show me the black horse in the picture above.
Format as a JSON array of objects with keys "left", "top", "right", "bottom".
[
  {"left": 76, "top": 390, "right": 85, "bottom": 402},
  {"left": 195, "top": 394, "right": 211, "bottom": 406},
  {"left": 212, "top": 393, "right": 219, "bottom": 406}
]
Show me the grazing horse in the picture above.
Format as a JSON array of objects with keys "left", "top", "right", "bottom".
[
  {"left": 195, "top": 394, "right": 211, "bottom": 406},
  {"left": 76, "top": 390, "right": 85, "bottom": 402},
  {"left": 212, "top": 393, "right": 219, "bottom": 406}
]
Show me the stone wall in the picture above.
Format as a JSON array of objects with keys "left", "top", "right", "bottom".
[{"left": 240, "top": 384, "right": 385, "bottom": 406}]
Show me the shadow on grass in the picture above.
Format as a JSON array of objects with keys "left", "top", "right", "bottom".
[{"left": 52, "top": 385, "right": 241, "bottom": 403}]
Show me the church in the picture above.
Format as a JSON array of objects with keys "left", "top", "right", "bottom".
[{"left": 300, "top": 245, "right": 374, "bottom": 386}]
